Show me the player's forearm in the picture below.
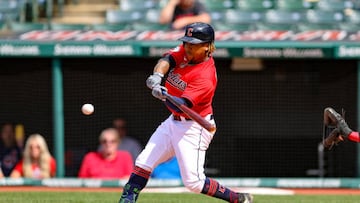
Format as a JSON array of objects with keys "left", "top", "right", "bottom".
[
  {"left": 153, "top": 59, "right": 170, "bottom": 76},
  {"left": 159, "top": 1, "right": 178, "bottom": 24},
  {"left": 172, "top": 14, "right": 211, "bottom": 30}
]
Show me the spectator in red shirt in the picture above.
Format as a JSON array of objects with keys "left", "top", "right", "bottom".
[
  {"left": 78, "top": 128, "right": 133, "bottom": 179},
  {"left": 159, "top": 0, "right": 211, "bottom": 30},
  {"left": 10, "top": 133, "right": 56, "bottom": 179}
]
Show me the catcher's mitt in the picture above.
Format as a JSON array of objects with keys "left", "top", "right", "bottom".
[
  {"left": 323, "top": 128, "right": 344, "bottom": 150},
  {"left": 322, "top": 107, "right": 346, "bottom": 150}
]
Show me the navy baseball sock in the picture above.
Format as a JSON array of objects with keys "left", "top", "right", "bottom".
[
  {"left": 119, "top": 166, "right": 151, "bottom": 202},
  {"left": 201, "top": 178, "right": 239, "bottom": 203}
]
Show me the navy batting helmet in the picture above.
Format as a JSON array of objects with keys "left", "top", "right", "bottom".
[{"left": 178, "top": 22, "right": 215, "bottom": 44}]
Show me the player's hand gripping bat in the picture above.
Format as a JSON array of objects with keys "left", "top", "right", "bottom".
[{"left": 162, "top": 91, "right": 217, "bottom": 133}]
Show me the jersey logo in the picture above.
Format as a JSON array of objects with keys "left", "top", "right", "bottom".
[
  {"left": 167, "top": 70, "right": 187, "bottom": 91},
  {"left": 186, "top": 28, "right": 193, "bottom": 37}
]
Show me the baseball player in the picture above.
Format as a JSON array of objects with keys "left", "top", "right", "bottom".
[
  {"left": 119, "top": 22, "right": 253, "bottom": 203},
  {"left": 323, "top": 107, "right": 360, "bottom": 149}
]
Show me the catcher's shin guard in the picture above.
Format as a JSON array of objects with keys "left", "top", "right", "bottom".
[{"left": 324, "top": 107, "right": 352, "bottom": 137}]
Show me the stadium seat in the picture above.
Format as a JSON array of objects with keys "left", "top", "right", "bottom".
[
  {"left": 118, "top": 0, "right": 158, "bottom": 11},
  {"left": 130, "top": 9, "right": 169, "bottom": 31},
  {"left": 305, "top": 9, "right": 344, "bottom": 24},
  {"left": 254, "top": 22, "right": 296, "bottom": 31},
  {"left": 295, "top": 9, "right": 344, "bottom": 31},
  {"left": 0, "top": 21, "right": 5, "bottom": 31},
  {"left": 224, "top": 9, "right": 263, "bottom": 24},
  {"left": 315, "top": 0, "right": 353, "bottom": 11},
  {"left": 50, "top": 23, "right": 90, "bottom": 31},
  {"left": 343, "top": 9, "right": 360, "bottom": 24},
  {"left": 131, "top": 23, "right": 169, "bottom": 31},
  {"left": 254, "top": 9, "right": 304, "bottom": 31},
  {"left": 8, "top": 22, "right": 48, "bottom": 32},
  {"left": 264, "top": 9, "right": 304, "bottom": 24},
  {"left": 91, "top": 23, "right": 131, "bottom": 31},
  {"left": 0, "top": 0, "right": 24, "bottom": 22},
  {"left": 296, "top": 22, "right": 338, "bottom": 31},
  {"left": 105, "top": 9, "right": 143, "bottom": 24},
  {"left": 337, "top": 23, "right": 360, "bottom": 32},
  {"left": 200, "top": 0, "right": 233, "bottom": 11},
  {"left": 235, "top": 0, "right": 274, "bottom": 11},
  {"left": 213, "top": 21, "right": 255, "bottom": 31},
  {"left": 275, "top": 0, "right": 312, "bottom": 11},
  {"left": 213, "top": 9, "right": 261, "bottom": 31},
  {"left": 337, "top": 9, "right": 360, "bottom": 32},
  {"left": 143, "top": 9, "right": 161, "bottom": 24}
]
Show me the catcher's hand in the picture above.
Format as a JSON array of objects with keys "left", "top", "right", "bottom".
[{"left": 323, "top": 128, "right": 344, "bottom": 150}]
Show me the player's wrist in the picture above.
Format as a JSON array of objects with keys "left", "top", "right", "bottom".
[{"left": 153, "top": 72, "right": 164, "bottom": 78}]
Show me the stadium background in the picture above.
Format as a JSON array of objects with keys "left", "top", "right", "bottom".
[{"left": 0, "top": 0, "right": 359, "bottom": 183}]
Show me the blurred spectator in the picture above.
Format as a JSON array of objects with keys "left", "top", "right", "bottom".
[
  {"left": 151, "top": 157, "right": 181, "bottom": 179},
  {"left": 10, "top": 134, "right": 56, "bottom": 179},
  {"left": 78, "top": 128, "right": 133, "bottom": 179},
  {"left": 113, "top": 118, "right": 142, "bottom": 163},
  {"left": 159, "top": 0, "right": 211, "bottom": 30},
  {"left": 0, "top": 122, "right": 22, "bottom": 178},
  {"left": 15, "top": 124, "right": 25, "bottom": 149}
]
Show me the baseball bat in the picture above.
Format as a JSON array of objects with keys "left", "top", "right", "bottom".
[{"left": 163, "top": 92, "right": 216, "bottom": 133}]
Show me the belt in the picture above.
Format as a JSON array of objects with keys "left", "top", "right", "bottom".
[
  {"left": 173, "top": 115, "right": 192, "bottom": 121},
  {"left": 173, "top": 114, "right": 214, "bottom": 121}
]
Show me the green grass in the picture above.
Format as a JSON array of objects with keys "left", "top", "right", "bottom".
[{"left": 0, "top": 192, "right": 359, "bottom": 203}]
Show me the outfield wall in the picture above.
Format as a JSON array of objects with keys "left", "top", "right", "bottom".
[{"left": 2, "top": 178, "right": 360, "bottom": 189}]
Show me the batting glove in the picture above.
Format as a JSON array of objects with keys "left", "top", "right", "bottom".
[
  {"left": 146, "top": 72, "right": 163, "bottom": 89},
  {"left": 152, "top": 85, "right": 167, "bottom": 101}
]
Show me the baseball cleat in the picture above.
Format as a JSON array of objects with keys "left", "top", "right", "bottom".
[
  {"left": 119, "top": 196, "right": 135, "bottom": 203},
  {"left": 237, "top": 193, "right": 253, "bottom": 203}
]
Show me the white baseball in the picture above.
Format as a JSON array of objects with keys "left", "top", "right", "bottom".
[{"left": 82, "top": 103, "right": 94, "bottom": 115}]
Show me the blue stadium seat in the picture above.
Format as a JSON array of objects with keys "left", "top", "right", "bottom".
[
  {"left": 295, "top": 9, "right": 344, "bottom": 31},
  {"left": 235, "top": 0, "right": 274, "bottom": 11},
  {"left": 338, "top": 9, "right": 360, "bottom": 32},
  {"left": 255, "top": 9, "right": 304, "bottom": 31},
  {"left": 105, "top": 9, "right": 143, "bottom": 24},
  {"left": 118, "top": 0, "right": 158, "bottom": 11},
  {"left": 200, "top": 0, "right": 234, "bottom": 11},
  {"left": 305, "top": 9, "right": 344, "bottom": 24},
  {"left": 275, "top": 0, "right": 313, "bottom": 11},
  {"left": 213, "top": 9, "right": 261, "bottom": 31},
  {"left": 0, "top": 0, "right": 24, "bottom": 22},
  {"left": 255, "top": 22, "right": 296, "bottom": 31},
  {"left": 337, "top": 23, "right": 360, "bottom": 32},
  {"left": 91, "top": 23, "right": 131, "bottom": 31},
  {"left": 343, "top": 9, "right": 360, "bottom": 24},
  {"left": 50, "top": 23, "right": 90, "bottom": 31},
  {"left": 315, "top": 0, "right": 353, "bottom": 11},
  {"left": 296, "top": 22, "right": 338, "bottom": 31},
  {"left": 8, "top": 22, "right": 48, "bottom": 32},
  {"left": 130, "top": 9, "right": 169, "bottom": 31},
  {"left": 264, "top": 9, "right": 304, "bottom": 24},
  {"left": 224, "top": 9, "right": 263, "bottom": 24}
]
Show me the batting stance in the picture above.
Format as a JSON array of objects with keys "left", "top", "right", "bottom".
[
  {"left": 119, "top": 22, "right": 253, "bottom": 203},
  {"left": 323, "top": 107, "right": 360, "bottom": 149}
]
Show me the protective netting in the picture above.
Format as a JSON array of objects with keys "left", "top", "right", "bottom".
[{"left": 0, "top": 58, "right": 357, "bottom": 177}]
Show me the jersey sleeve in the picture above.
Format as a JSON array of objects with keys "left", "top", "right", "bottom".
[{"left": 163, "top": 45, "right": 185, "bottom": 68}]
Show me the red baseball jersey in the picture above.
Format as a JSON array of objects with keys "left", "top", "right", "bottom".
[{"left": 164, "top": 44, "right": 217, "bottom": 117}]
